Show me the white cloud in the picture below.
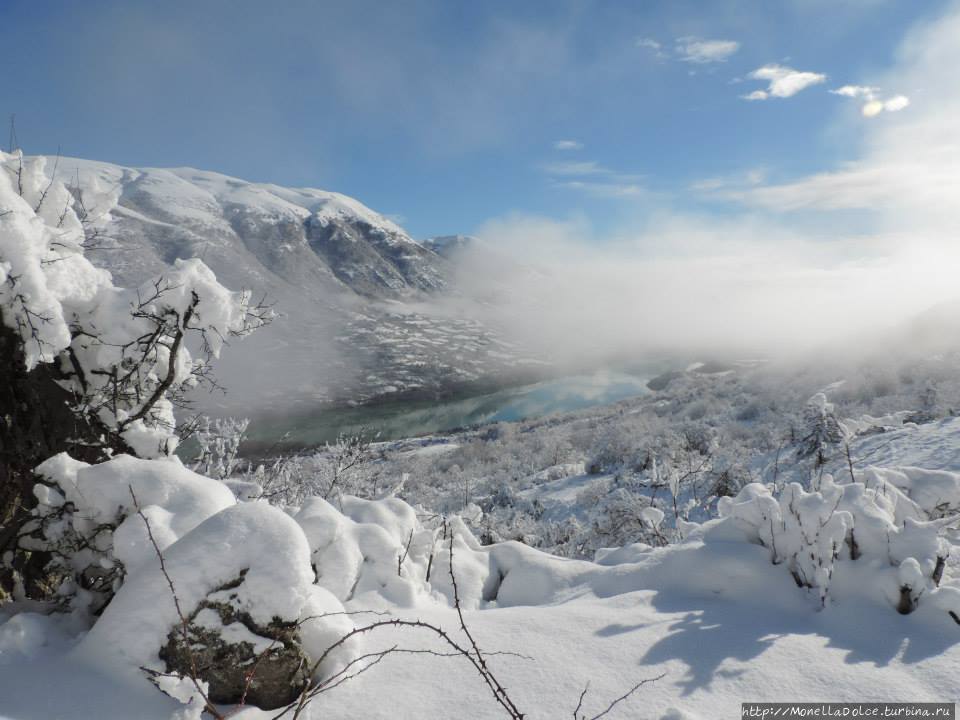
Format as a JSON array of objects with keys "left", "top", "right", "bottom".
[
  {"left": 675, "top": 37, "right": 740, "bottom": 64},
  {"left": 463, "top": 4, "right": 960, "bottom": 364},
  {"left": 691, "top": 168, "right": 767, "bottom": 192},
  {"left": 831, "top": 85, "right": 910, "bottom": 117},
  {"left": 883, "top": 94, "right": 910, "bottom": 112},
  {"left": 831, "top": 84, "right": 877, "bottom": 99},
  {"left": 745, "top": 64, "right": 826, "bottom": 99},
  {"left": 730, "top": 0, "right": 955, "bottom": 221},
  {"left": 553, "top": 139, "right": 584, "bottom": 151},
  {"left": 638, "top": 35, "right": 739, "bottom": 64}
]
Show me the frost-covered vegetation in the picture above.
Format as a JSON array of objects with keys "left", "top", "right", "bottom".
[
  {"left": 236, "top": 355, "right": 960, "bottom": 562},
  {"left": 2, "top": 144, "right": 960, "bottom": 720}
]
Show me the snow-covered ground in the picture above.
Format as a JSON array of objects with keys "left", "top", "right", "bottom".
[
  {"left": 3, "top": 499, "right": 958, "bottom": 720},
  {"left": 5, "top": 406, "right": 960, "bottom": 719}
]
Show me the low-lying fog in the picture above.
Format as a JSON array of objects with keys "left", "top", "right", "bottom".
[{"left": 210, "top": 7, "right": 960, "bottom": 434}]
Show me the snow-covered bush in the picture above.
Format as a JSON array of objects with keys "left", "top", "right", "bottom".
[
  {"left": 191, "top": 416, "right": 250, "bottom": 480},
  {"left": 0, "top": 148, "right": 268, "bottom": 601},
  {"left": 796, "top": 393, "right": 847, "bottom": 468},
  {"left": 247, "top": 429, "right": 379, "bottom": 507},
  {"left": 718, "top": 472, "right": 951, "bottom": 611},
  {"left": 23, "top": 453, "right": 235, "bottom": 612},
  {"left": 69, "top": 258, "right": 270, "bottom": 458},
  {"left": 719, "top": 480, "right": 850, "bottom": 604},
  {"left": 1, "top": 150, "right": 270, "bottom": 459}
]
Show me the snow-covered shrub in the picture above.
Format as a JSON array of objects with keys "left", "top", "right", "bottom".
[
  {"left": 862, "top": 466, "right": 960, "bottom": 519},
  {"left": 0, "top": 152, "right": 110, "bottom": 369},
  {"left": 796, "top": 393, "right": 847, "bottom": 468},
  {"left": 906, "top": 383, "right": 941, "bottom": 424},
  {"left": 247, "top": 430, "right": 378, "bottom": 507},
  {"left": 294, "top": 494, "right": 484, "bottom": 608},
  {"left": 719, "top": 480, "right": 849, "bottom": 604},
  {"left": 22, "top": 452, "right": 235, "bottom": 612},
  {"left": 191, "top": 416, "right": 250, "bottom": 480},
  {"left": 585, "top": 424, "right": 638, "bottom": 474},
  {"left": 718, "top": 473, "right": 950, "bottom": 611},
  {"left": 68, "top": 257, "right": 270, "bottom": 458},
  {"left": 1, "top": 148, "right": 268, "bottom": 457},
  {"left": 586, "top": 488, "right": 664, "bottom": 553}
]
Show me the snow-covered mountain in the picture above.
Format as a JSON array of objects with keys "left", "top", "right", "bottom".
[
  {"left": 46, "top": 158, "right": 541, "bottom": 413},
  {"left": 58, "top": 158, "right": 449, "bottom": 299}
]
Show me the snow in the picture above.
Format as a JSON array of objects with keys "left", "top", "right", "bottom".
[
  {"left": 400, "top": 442, "right": 461, "bottom": 458},
  {"left": 850, "top": 417, "right": 960, "bottom": 470},
  {"left": 0, "top": 151, "right": 112, "bottom": 368},
  {"left": 191, "top": 608, "right": 275, "bottom": 655},
  {"left": 75, "top": 501, "right": 357, "bottom": 686},
  {"left": 862, "top": 465, "right": 960, "bottom": 517},
  {"left": 52, "top": 157, "right": 413, "bottom": 244},
  {"left": 1, "top": 151, "right": 265, "bottom": 458},
  {"left": 4, "top": 504, "right": 959, "bottom": 718},
  {"left": 0, "top": 612, "right": 64, "bottom": 661},
  {"left": 33, "top": 453, "right": 236, "bottom": 575},
  {"left": 294, "top": 495, "right": 435, "bottom": 607}
]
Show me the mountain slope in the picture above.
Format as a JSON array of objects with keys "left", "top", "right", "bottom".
[
  {"left": 44, "top": 157, "right": 539, "bottom": 414},
  {"left": 59, "top": 159, "right": 448, "bottom": 298}
]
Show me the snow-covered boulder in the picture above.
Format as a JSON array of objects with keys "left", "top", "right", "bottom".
[{"left": 76, "top": 501, "right": 357, "bottom": 710}]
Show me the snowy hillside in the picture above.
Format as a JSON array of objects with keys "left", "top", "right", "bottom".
[
  {"left": 56, "top": 157, "right": 445, "bottom": 298},
  {"left": 40, "top": 157, "right": 540, "bottom": 412}
]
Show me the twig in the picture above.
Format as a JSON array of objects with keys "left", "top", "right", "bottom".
[
  {"left": 574, "top": 674, "right": 666, "bottom": 720},
  {"left": 129, "top": 486, "right": 224, "bottom": 720}
]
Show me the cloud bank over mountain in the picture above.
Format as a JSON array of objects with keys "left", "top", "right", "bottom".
[{"left": 454, "top": 3, "right": 960, "bottom": 367}]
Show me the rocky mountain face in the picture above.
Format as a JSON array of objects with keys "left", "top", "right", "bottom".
[
  {"left": 422, "top": 234, "right": 476, "bottom": 260},
  {"left": 49, "top": 158, "right": 540, "bottom": 414}
]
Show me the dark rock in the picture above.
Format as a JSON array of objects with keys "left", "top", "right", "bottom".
[{"left": 160, "top": 574, "right": 311, "bottom": 710}]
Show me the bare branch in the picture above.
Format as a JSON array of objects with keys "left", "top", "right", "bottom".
[
  {"left": 574, "top": 674, "right": 666, "bottom": 720},
  {"left": 129, "top": 485, "right": 224, "bottom": 720},
  {"left": 33, "top": 146, "right": 60, "bottom": 213}
]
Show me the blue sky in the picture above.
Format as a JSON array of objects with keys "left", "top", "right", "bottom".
[{"left": 1, "top": 0, "right": 950, "bottom": 239}]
